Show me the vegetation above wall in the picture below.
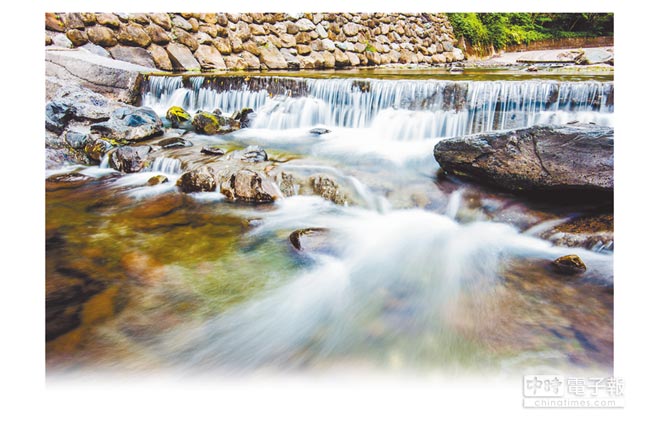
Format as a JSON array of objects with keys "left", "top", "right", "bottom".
[{"left": 447, "top": 13, "right": 614, "bottom": 50}]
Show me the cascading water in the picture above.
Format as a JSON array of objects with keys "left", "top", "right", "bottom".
[
  {"left": 46, "top": 72, "right": 614, "bottom": 373},
  {"left": 141, "top": 75, "right": 613, "bottom": 141}
]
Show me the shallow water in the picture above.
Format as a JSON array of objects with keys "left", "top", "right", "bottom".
[{"left": 46, "top": 72, "right": 614, "bottom": 375}]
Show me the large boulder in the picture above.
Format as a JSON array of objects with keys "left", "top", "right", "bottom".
[
  {"left": 45, "top": 86, "right": 123, "bottom": 133},
  {"left": 433, "top": 124, "right": 613, "bottom": 197},
  {"left": 91, "top": 106, "right": 163, "bottom": 141},
  {"left": 46, "top": 48, "right": 152, "bottom": 101},
  {"left": 109, "top": 145, "right": 151, "bottom": 172}
]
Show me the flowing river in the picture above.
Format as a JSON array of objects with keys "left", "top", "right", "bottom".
[{"left": 46, "top": 71, "right": 614, "bottom": 375}]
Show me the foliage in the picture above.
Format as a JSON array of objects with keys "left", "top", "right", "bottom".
[{"left": 447, "top": 13, "right": 614, "bottom": 50}]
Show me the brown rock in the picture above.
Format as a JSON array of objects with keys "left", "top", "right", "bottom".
[
  {"left": 86, "top": 26, "right": 118, "bottom": 47},
  {"left": 239, "top": 51, "right": 261, "bottom": 69},
  {"left": 63, "top": 13, "right": 86, "bottom": 30},
  {"left": 297, "top": 44, "right": 312, "bottom": 55},
  {"left": 322, "top": 51, "right": 336, "bottom": 68},
  {"left": 79, "top": 13, "right": 97, "bottom": 25},
  {"left": 345, "top": 51, "right": 360, "bottom": 66},
  {"left": 220, "top": 169, "right": 277, "bottom": 203},
  {"left": 108, "top": 46, "right": 156, "bottom": 69},
  {"left": 242, "top": 40, "right": 261, "bottom": 56},
  {"left": 172, "top": 15, "right": 192, "bottom": 31},
  {"left": 333, "top": 48, "right": 350, "bottom": 67},
  {"left": 229, "top": 36, "right": 243, "bottom": 53},
  {"left": 166, "top": 42, "right": 201, "bottom": 71},
  {"left": 287, "top": 22, "right": 299, "bottom": 34},
  {"left": 188, "top": 18, "right": 199, "bottom": 32},
  {"left": 199, "top": 24, "right": 218, "bottom": 38},
  {"left": 249, "top": 23, "right": 267, "bottom": 35},
  {"left": 196, "top": 32, "right": 213, "bottom": 45},
  {"left": 224, "top": 55, "right": 248, "bottom": 70},
  {"left": 128, "top": 13, "right": 150, "bottom": 25},
  {"left": 552, "top": 255, "right": 587, "bottom": 275},
  {"left": 117, "top": 23, "right": 151, "bottom": 48},
  {"left": 150, "top": 13, "right": 172, "bottom": 30},
  {"left": 97, "top": 13, "right": 120, "bottom": 28},
  {"left": 213, "top": 38, "right": 232, "bottom": 55},
  {"left": 279, "top": 33, "right": 296, "bottom": 48},
  {"left": 216, "top": 14, "right": 229, "bottom": 26},
  {"left": 45, "top": 12, "right": 65, "bottom": 32},
  {"left": 343, "top": 22, "right": 360, "bottom": 37},
  {"left": 259, "top": 45, "right": 288, "bottom": 69},
  {"left": 177, "top": 166, "right": 217, "bottom": 193},
  {"left": 195, "top": 45, "right": 227, "bottom": 70},
  {"left": 200, "top": 13, "right": 218, "bottom": 24},
  {"left": 172, "top": 28, "right": 199, "bottom": 52},
  {"left": 148, "top": 44, "right": 173, "bottom": 70},
  {"left": 145, "top": 24, "right": 170, "bottom": 45},
  {"left": 295, "top": 32, "right": 312, "bottom": 44},
  {"left": 65, "top": 29, "right": 88, "bottom": 47}
]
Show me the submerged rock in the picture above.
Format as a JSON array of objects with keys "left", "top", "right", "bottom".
[
  {"left": 232, "top": 107, "right": 254, "bottom": 128},
  {"left": 552, "top": 254, "right": 587, "bottom": 275},
  {"left": 201, "top": 145, "right": 226, "bottom": 155},
  {"left": 540, "top": 214, "right": 614, "bottom": 252},
  {"left": 220, "top": 169, "right": 277, "bottom": 203},
  {"left": 109, "top": 145, "right": 151, "bottom": 173},
  {"left": 310, "top": 175, "right": 347, "bottom": 205},
  {"left": 433, "top": 124, "right": 613, "bottom": 198},
  {"left": 91, "top": 107, "right": 163, "bottom": 142},
  {"left": 148, "top": 175, "right": 169, "bottom": 186},
  {"left": 309, "top": 127, "right": 331, "bottom": 135},
  {"left": 289, "top": 228, "right": 331, "bottom": 252},
  {"left": 237, "top": 145, "right": 268, "bottom": 162},
  {"left": 177, "top": 166, "right": 217, "bottom": 193},
  {"left": 46, "top": 172, "right": 94, "bottom": 190},
  {"left": 166, "top": 106, "right": 192, "bottom": 128},
  {"left": 278, "top": 172, "right": 296, "bottom": 197},
  {"left": 154, "top": 136, "right": 193, "bottom": 149}
]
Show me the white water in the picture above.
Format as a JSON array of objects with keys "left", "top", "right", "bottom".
[
  {"left": 173, "top": 197, "right": 611, "bottom": 370},
  {"left": 143, "top": 76, "right": 613, "bottom": 143},
  {"left": 136, "top": 75, "right": 615, "bottom": 371}
]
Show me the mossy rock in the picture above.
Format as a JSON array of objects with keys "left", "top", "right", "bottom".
[
  {"left": 84, "top": 138, "right": 122, "bottom": 163},
  {"left": 192, "top": 111, "right": 221, "bottom": 135},
  {"left": 166, "top": 106, "right": 191, "bottom": 128}
]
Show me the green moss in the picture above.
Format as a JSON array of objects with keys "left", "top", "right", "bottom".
[{"left": 364, "top": 42, "right": 377, "bottom": 53}]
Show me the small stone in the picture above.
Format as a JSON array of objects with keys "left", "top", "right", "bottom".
[
  {"left": 148, "top": 175, "right": 169, "bottom": 185},
  {"left": 552, "top": 255, "right": 587, "bottom": 275},
  {"left": 201, "top": 145, "right": 226, "bottom": 155}
]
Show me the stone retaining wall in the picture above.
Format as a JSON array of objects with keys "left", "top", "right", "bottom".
[{"left": 45, "top": 12, "right": 463, "bottom": 71}]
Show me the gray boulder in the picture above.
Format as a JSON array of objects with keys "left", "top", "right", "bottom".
[
  {"left": 433, "top": 124, "right": 613, "bottom": 197},
  {"left": 91, "top": 106, "right": 163, "bottom": 141},
  {"left": 109, "top": 145, "right": 151, "bottom": 172}
]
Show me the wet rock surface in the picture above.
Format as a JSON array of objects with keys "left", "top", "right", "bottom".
[
  {"left": 434, "top": 124, "right": 613, "bottom": 198},
  {"left": 176, "top": 166, "right": 217, "bottom": 193},
  {"left": 109, "top": 145, "right": 152, "bottom": 173}
]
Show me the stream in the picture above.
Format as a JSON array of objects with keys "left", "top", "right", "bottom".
[{"left": 46, "top": 71, "right": 614, "bottom": 375}]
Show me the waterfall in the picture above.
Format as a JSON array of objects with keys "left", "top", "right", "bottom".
[{"left": 147, "top": 157, "right": 183, "bottom": 175}]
